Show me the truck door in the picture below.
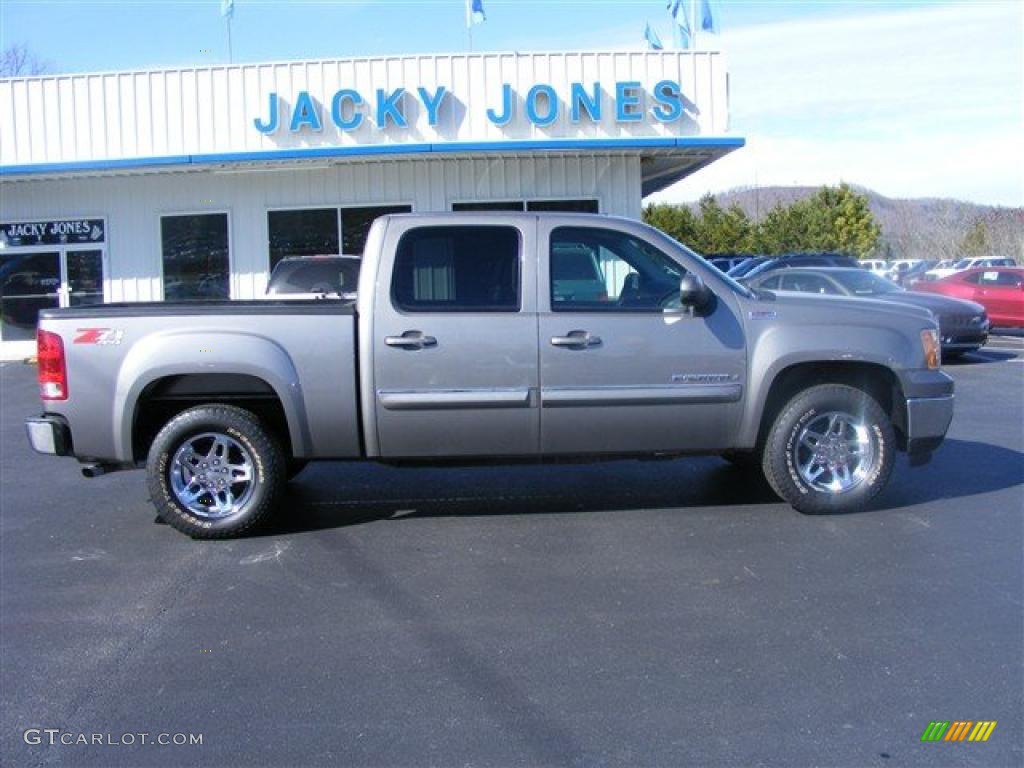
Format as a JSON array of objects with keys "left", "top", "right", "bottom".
[
  {"left": 371, "top": 218, "right": 540, "bottom": 457},
  {"left": 538, "top": 221, "right": 746, "bottom": 455}
]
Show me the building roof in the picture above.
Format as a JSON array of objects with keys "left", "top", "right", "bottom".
[{"left": 0, "top": 50, "right": 742, "bottom": 194}]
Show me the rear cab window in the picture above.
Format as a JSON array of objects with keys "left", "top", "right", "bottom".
[{"left": 391, "top": 226, "right": 521, "bottom": 312}]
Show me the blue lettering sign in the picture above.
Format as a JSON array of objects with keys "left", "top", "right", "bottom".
[
  {"left": 487, "top": 84, "right": 514, "bottom": 126},
  {"left": 417, "top": 86, "right": 447, "bottom": 127},
  {"left": 331, "top": 89, "right": 364, "bottom": 131},
  {"left": 289, "top": 91, "right": 323, "bottom": 132},
  {"left": 526, "top": 84, "right": 558, "bottom": 127},
  {"left": 254, "top": 93, "right": 279, "bottom": 134},
  {"left": 376, "top": 88, "right": 407, "bottom": 128},
  {"left": 651, "top": 80, "right": 683, "bottom": 122},
  {"left": 615, "top": 81, "right": 643, "bottom": 122},
  {"left": 570, "top": 82, "right": 601, "bottom": 123}
]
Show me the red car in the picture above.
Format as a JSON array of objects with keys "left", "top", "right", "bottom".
[{"left": 914, "top": 267, "right": 1024, "bottom": 328}]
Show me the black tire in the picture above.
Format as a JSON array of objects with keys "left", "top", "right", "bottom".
[
  {"left": 287, "top": 459, "right": 309, "bottom": 481},
  {"left": 762, "top": 384, "right": 895, "bottom": 515},
  {"left": 146, "top": 404, "right": 285, "bottom": 538}
]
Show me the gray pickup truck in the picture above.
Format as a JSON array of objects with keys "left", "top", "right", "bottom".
[{"left": 26, "top": 213, "right": 954, "bottom": 538}]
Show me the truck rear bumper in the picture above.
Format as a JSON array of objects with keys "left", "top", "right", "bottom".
[{"left": 25, "top": 415, "right": 72, "bottom": 456}]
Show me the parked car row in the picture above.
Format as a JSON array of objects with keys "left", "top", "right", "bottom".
[
  {"left": 884, "top": 257, "right": 1016, "bottom": 286},
  {"left": 742, "top": 268, "right": 991, "bottom": 358},
  {"left": 913, "top": 267, "right": 1024, "bottom": 328}
]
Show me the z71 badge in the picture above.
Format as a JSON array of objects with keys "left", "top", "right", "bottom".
[{"left": 74, "top": 328, "right": 124, "bottom": 345}]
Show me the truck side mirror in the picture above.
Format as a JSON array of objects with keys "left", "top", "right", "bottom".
[{"left": 680, "top": 273, "right": 712, "bottom": 313}]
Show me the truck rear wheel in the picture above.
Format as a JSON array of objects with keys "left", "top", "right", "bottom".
[
  {"left": 146, "top": 405, "right": 285, "bottom": 538},
  {"left": 762, "top": 384, "right": 894, "bottom": 515}
]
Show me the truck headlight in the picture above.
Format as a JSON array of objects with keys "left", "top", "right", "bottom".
[{"left": 921, "top": 328, "right": 941, "bottom": 370}]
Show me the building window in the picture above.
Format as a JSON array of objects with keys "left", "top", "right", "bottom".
[
  {"left": 392, "top": 226, "right": 520, "bottom": 312},
  {"left": 161, "top": 213, "right": 230, "bottom": 301},
  {"left": 528, "top": 199, "right": 599, "bottom": 213},
  {"left": 452, "top": 199, "right": 599, "bottom": 213},
  {"left": 341, "top": 205, "right": 411, "bottom": 254},
  {"left": 266, "top": 205, "right": 410, "bottom": 272},
  {"left": 268, "top": 209, "right": 339, "bottom": 272},
  {"left": 452, "top": 201, "right": 524, "bottom": 212}
]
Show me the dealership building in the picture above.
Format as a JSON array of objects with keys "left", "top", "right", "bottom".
[{"left": 0, "top": 50, "right": 741, "bottom": 358}]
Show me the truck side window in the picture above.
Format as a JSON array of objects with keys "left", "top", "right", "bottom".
[
  {"left": 550, "top": 226, "right": 685, "bottom": 312},
  {"left": 392, "top": 226, "right": 521, "bottom": 312}
]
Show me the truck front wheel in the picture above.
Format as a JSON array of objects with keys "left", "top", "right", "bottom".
[
  {"left": 762, "top": 384, "right": 895, "bottom": 514},
  {"left": 146, "top": 405, "right": 285, "bottom": 538}
]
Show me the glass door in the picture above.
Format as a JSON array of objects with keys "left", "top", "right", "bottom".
[
  {"left": 0, "top": 251, "right": 61, "bottom": 341},
  {"left": 64, "top": 249, "right": 104, "bottom": 306}
]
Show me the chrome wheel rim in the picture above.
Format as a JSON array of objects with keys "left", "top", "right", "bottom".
[
  {"left": 169, "top": 432, "right": 255, "bottom": 519},
  {"left": 794, "top": 411, "right": 875, "bottom": 494}
]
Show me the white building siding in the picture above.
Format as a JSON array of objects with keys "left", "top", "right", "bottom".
[
  {"left": 1, "top": 154, "right": 640, "bottom": 302},
  {"left": 0, "top": 51, "right": 727, "bottom": 167}
]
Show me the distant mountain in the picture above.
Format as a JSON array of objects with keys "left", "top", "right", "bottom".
[{"left": 697, "top": 186, "right": 1023, "bottom": 261}]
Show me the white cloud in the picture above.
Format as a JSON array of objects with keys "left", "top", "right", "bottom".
[
  {"left": 654, "top": 1, "right": 1024, "bottom": 205},
  {"left": 656, "top": 129, "right": 1024, "bottom": 206}
]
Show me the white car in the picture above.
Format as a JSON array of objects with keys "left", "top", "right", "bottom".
[
  {"left": 886, "top": 259, "right": 923, "bottom": 281},
  {"left": 861, "top": 259, "right": 889, "bottom": 276},
  {"left": 924, "top": 257, "right": 1016, "bottom": 282}
]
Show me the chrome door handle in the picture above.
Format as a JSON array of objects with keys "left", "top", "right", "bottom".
[
  {"left": 550, "top": 330, "right": 602, "bottom": 349},
  {"left": 385, "top": 331, "right": 437, "bottom": 350}
]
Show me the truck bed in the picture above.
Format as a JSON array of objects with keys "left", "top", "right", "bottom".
[{"left": 37, "top": 300, "right": 361, "bottom": 462}]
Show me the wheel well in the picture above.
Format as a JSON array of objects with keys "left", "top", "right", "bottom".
[
  {"left": 132, "top": 374, "right": 291, "bottom": 463},
  {"left": 755, "top": 362, "right": 906, "bottom": 450}
]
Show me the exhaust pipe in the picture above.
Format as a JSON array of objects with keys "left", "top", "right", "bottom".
[{"left": 81, "top": 463, "right": 114, "bottom": 478}]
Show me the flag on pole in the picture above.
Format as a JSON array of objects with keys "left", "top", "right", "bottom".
[
  {"left": 699, "top": 0, "right": 718, "bottom": 33},
  {"left": 644, "top": 22, "right": 663, "bottom": 51},
  {"left": 466, "top": 0, "right": 486, "bottom": 27},
  {"left": 667, "top": 0, "right": 691, "bottom": 49},
  {"left": 220, "top": 0, "right": 234, "bottom": 20}
]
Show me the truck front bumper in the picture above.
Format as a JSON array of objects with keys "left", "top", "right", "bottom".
[
  {"left": 899, "top": 369, "right": 955, "bottom": 460},
  {"left": 905, "top": 395, "right": 955, "bottom": 456},
  {"left": 25, "top": 415, "right": 72, "bottom": 456}
]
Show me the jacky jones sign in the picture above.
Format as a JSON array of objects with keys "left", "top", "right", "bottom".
[{"left": 253, "top": 80, "right": 691, "bottom": 134}]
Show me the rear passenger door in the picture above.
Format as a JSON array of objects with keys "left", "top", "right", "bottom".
[{"left": 371, "top": 218, "right": 540, "bottom": 457}]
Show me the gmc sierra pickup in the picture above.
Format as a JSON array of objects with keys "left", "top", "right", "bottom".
[{"left": 26, "top": 213, "right": 954, "bottom": 538}]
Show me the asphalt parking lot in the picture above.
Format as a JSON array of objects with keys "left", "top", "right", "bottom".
[{"left": 2, "top": 341, "right": 1022, "bottom": 768}]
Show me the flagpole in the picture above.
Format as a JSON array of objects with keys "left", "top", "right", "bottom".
[
  {"left": 691, "top": 0, "right": 698, "bottom": 50},
  {"left": 226, "top": 16, "right": 233, "bottom": 63}
]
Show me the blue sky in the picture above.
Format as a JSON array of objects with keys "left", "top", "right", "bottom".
[{"left": 3, "top": 1, "right": 1021, "bottom": 206}]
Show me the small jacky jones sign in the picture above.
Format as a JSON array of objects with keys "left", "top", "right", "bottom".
[
  {"left": 1, "top": 219, "right": 105, "bottom": 247},
  {"left": 253, "top": 80, "right": 691, "bottom": 135}
]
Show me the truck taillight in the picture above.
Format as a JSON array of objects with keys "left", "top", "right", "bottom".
[{"left": 37, "top": 329, "right": 68, "bottom": 400}]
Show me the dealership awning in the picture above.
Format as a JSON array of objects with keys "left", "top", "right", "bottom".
[{"left": 0, "top": 137, "right": 744, "bottom": 197}]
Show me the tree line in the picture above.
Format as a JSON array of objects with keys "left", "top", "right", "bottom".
[{"left": 643, "top": 183, "right": 883, "bottom": 258}]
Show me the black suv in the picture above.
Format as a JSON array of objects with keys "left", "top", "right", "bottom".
[{"left": 739, "top": 252, "right": 863, "bottom": 281}]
